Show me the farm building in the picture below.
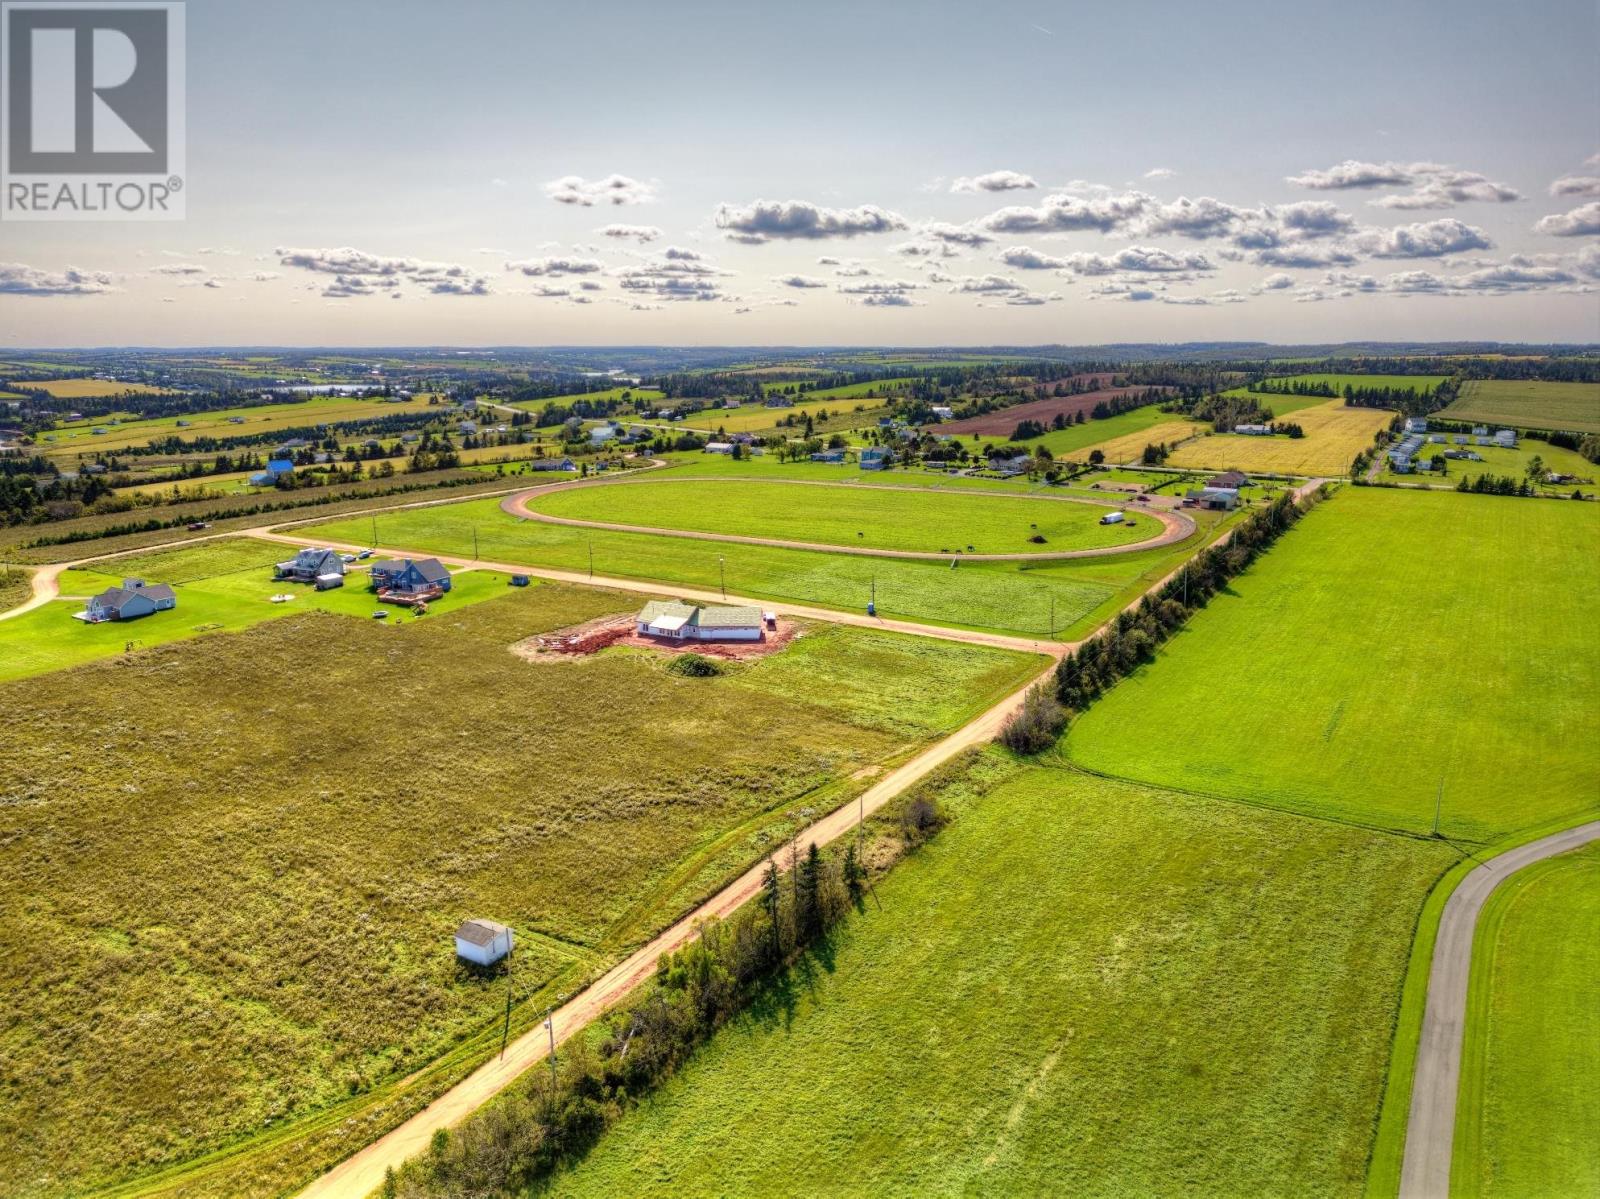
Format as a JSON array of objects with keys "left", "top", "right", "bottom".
[
  {"left": 275, "top": 546, "right": 346, "bottom": 583},
  {"left": 589, "top": 424, "right": 619, "bottom": 446},
  {"left": 266, "top": 458, "right": 295, "bottom": 476},
  {"left": 1234, "top": 423, "right": 1272, "bottom": 436},
  {"left": 994, "top": 454, "right": 1032, "bottom": 477},
  {"left": 1208, "top": 470, "right": 1248, "bottom": 490},
  {"left": 315, "top": 573, "right": 344, "bottom": 591},
  {"left": 703, "top": 442, "right": 735, "bottom": 454},
  {"left": 931, "top": 405, "right": 955, "bottom": 420},
  {"left": 810, "top": 449, "right": 846, "bottom": 463},
  {"left": 531, "top": 456, "right": 576, "bottom": 472},
  {"left": 76, "top": 578, "right": 176, "bottom": 623},
  {"left": 454, "top": 919, "right": 513, "bottom": 967},
  {"left": 859, "top": 447, "right": 889, "bottom": 470},
  {"left": 1493, "top": 429, "right": 1517, "bottom": 448},
  {"left": 1404, "top": 417, "right": 1428, "bottom": 434},
  {"left": 1186, "top": 486, "right": 1239, "bottom": 511},
  {"left": 369, "top": 557, "right": 452, "bottom": 597},
  {"left": 636, "top": 600, "right": 764, "bottom": 642}
]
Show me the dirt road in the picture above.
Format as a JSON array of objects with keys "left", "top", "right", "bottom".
[
  {"left": 0, "top": 562, "right": 64, "bottom": 623},
  {"left": 502, "top": 475, "right": 1197, "bottom": 562},
  {"left": 1397, "top": 819, "right": 1600, "bottom": 1199}
]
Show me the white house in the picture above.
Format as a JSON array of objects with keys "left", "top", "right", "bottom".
[
  {"left": 636, "top": 600, "right": 763, "bottom": 642},
  {"left": 1404, "top": 417, "right": 1428, "bottom": 434},
  {"left": 703, "top": 441, "right": 735, "bottom": 454},
  {"left": 454, "top": 919, "right": 513, "bottom": 966}
]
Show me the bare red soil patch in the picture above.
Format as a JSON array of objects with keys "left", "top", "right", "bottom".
[{"left": 931, "top": 387, "right": 1167, "bottom": 437}]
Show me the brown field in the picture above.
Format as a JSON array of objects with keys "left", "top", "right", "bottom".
[
  {"left": 1027, "top": 372, "right": 1119, "bottom": 395},
  {"left": 932, "top": 388, "right": 1164, "bottom": 437}
]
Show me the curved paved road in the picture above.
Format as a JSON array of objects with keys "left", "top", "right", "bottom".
[
  {"left": 501, "top": 474, "right": 1197, "bottom": 562},
  {"left": 1398, "top": 819, "right": 1600, "bottom": 1199}
]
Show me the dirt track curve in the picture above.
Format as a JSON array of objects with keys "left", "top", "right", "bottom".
[
  {"left": 1398, "top": 818, "right": 1600, "bottom": 1199},
  {"left": 500, "top": 473, "right": 1198, "bottom": 562},
  {"left": 0, "top": 563, "right": 63, "bottom": 623}
]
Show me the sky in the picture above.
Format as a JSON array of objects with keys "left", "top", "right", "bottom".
[{"left": 2, "top": 0, "right": 1598, "bottom": 347}]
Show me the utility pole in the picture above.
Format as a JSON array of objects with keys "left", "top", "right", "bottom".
[
  {"left": 1049, "top": 596, "right": 1055, "bottom": 638},
  {"left": 371, "top": 514, "right": 377, "bottom": 547},
  {"left": 588, "top": 540, "right": 594, "bottom": 579},
  {"left": 473, "top": 528, "right": 479, "bottom": 562},
  {"left": 544, "top": 1006, "right": 558, "bottom": 1085},
  {"left": 719, "top": 556, "right": 726, "bottom": 599},
  {"left": 500, "top": 941, "right": 514, "bottom": 1061},
  {"left": 1432, "top": 777, "right": 1444, "bottom": 838}
]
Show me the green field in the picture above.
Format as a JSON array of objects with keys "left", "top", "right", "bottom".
[
  {"left": 528, "top": 478, "right": 1148, "bottom": 555},
  {"left": 552, "top": 757, "right": 1456, "bottom": 1197},
  {"left": 1386, "top": 439, "right": 1596, "bottom": 494},
  {"left": 0, "top": 587, "right": 1037, "bottom": 1196},
  {"left": 968, "top": 403, "right": 1183, "bottom": 459},
  {"left": 1440, "top": 380, "right": 1600, "bottom": 435},
  {"left": 1243, "top": 373, "right": 1448, "bottom": 399},
  {"left": 0, "top": 540, "right": 513, "bottom": 682},
  {"left": 40, "top": 393, "right": 442, "bottom": 455},
  {"left": 503, "top": 386, "right": 664, "bottom": 415},
  {"left": 300, "top": 491, "right": 1231, "bottom": 639},
  {"left": 1065, "top": 487, "right": 1600, "bottom": 840},
  {"left": 1452, "top": 843, "right": 1600, "bottom": 1198}
]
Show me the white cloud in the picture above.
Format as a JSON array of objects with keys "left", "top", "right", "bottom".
[
  {"left": 1276, "top": 201, "right": 1357, "bottom": 238},
  {"left": 1359, "top": 218, "right": 1492, "bottom": 258},
  {"left": 1535, "top": 202, "right": 1600, "bottom": 237},
  {"left": 1288, "top": 160, "right": 1423, "bottom": 189},
  {"left": 980, "top": 191, "right": 1150, "bottom": 235},
  {"left": 1551, "top": 176, "right": 1600, "bottom": 198},
  {"left": 504, "top": 256, "right": 604, "bottom": 277},
  {"left": 946, "top": 273, "right": 1023, "bottom": 294},
  {"left": 999, "top": 246, "right": 1069, "bottom": 270},
  {"left": 951, "top": 169, "right": 1038, "bottom": 193},
  {"left": 774, "top": 274, "right": 829, "bottom": 288},
  {"left": 714, "top": 199, "right": 908, "bottom": 242},
  {"left": 150, "top": 262, "right": 207, "bottom": 276},
  {"left": 275, "top": 247, "right": 489, "bottom": 297},
  {"left": 1144, "top": 167, "right": 1176, "bottom": 179},
  {"left": 0, "top": 263, "right": 117, "bottom": 296},
  {"left": 1258, "top": 272, "right": 1295, "bottom": 291},
  {"left": 1061, "top": 246, "right": 1214, "bottom": 274},
  {"left": 1289, "top": 160, "right": 1519, "bottom": 208},
  {"left": 544, "top": 174, "right": 657, "bottom": 207},
  {"left": 599, "top": 223, "right": 663, "bottom": 243}
]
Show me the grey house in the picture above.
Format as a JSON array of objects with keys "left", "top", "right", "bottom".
[
  {"left": 275, "top": 547, "right": 347, "bottom": 583},
  {"left": 77, "top": 579, "right": 177, "bottom": 623}
]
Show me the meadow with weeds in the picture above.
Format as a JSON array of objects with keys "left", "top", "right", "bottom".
[{"left": 0, "top": 583, "right": 1036, "bottom": 1196}]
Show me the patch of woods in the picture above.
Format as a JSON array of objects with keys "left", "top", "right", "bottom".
[{"left": 385, "top": 784, "right": 952, "bottom": 1198}]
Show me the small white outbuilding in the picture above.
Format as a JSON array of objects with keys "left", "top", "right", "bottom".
[{"left": 454, "top": 918, "right": 513, "bottom": 966}]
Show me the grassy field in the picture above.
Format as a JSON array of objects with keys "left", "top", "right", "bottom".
[
  {"left": 1242, "top": 373, "right": 1447, "bottom": 398},
  {"left": 0, "top": 564, "right": 31, "bottom": 611},
  {"left": 503, "top": 386, "right": 664, "bottom": 414},
  {"left": 962, "top": 404, "right": 1181, "bottom": 460},
  {"left": 681, "top": 397, "right": 890, "bottom": 436},
  {"left": 527, "top": 478, "right": 1148, "bottom": 555},
  {"left": 761, "top": 377, "right": 915, "bottom": 400},
  {"left": 1439, "top": 380, "right": 1600, "bottom": 434},
  {"left": 1065, "top": 487, "right": 1600, "bottom": 841},
  {"left": 18, "top": 378, "right": 174, "bottom": 398},
  {"left": 0, "top": 587, "right": 1037, "bottom": 1196},
  {"left": 1166, "top": 399, "right": 1394, "bottom": 477},
  {"left": 301, "top": 492, "right": 1231, "bottom": 639},
  {"left": 551, "top": 757, "right": 1456, "bottom": 1197},
  {"left": 40, "top": 394, "right": 442, "bottom": 456},
  {"left": 0, "top": 539, "right": 513, "bottom": 682},
  {"left": 1451, "top": 843, "right": 1600, "bottom": 1198},
  {"left": 1077, "top": 418, "right": 1201, "bottom": 464}
]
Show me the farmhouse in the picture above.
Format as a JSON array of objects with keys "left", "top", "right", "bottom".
[
  {"left": 1208, "top": 470, "right": 1248, "bottom": 490},
  {"left": 1404, "top": 417, "right": 1428, "bottom": 434},
  {"left": 369, "top": 557, "right": 452, "bottom": 597},
  {"left": 531, "top": 456, "right": 576, "bottom": 471},
  {"left": 810, "top": 448, "right": 846, "bottom": 463},
  {"left": 76, "top": 578, "right": 177, "bottom": 623},
  {"left": 454, "top": 919, "right": 513, "bottom": 967},
  {"left": 274, "top": 546, "right": 346, "bottom": 583},
  {"left": 704, "top": 442, "right": 735, "bottom": 454},
  {"left": 636, "top": 599, "right": 764, "bottom": 642}
]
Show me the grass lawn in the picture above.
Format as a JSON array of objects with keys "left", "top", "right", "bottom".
[
  {"left": 1166, "top": 399, "right": 1395, "bottom": 477},
  {"left": 1451, "top": 843, "right": 1600, "bottom": 1198},
  {"left": 302, "top": 494, "right": 1230, "bottom": 639},
  {"left": 551, "top": 758, "right": 1456, "bottom": 1198},
  {"left": 1440, "top": 380, "right": 1600, "bottom": 434},
  {"left": 0, "top": 588, "right": 1037, "bottom": 1197},
  {"left": 0, "top": 540, "right": 512, "bottom": 683},
  {"left": 527, "top": 478, "right": 1148, "bottom": 555},
  {"left": 1064, "top": 487, "right": 1600, "bottom": 840}
]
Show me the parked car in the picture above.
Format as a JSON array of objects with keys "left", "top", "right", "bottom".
[
  {"left": 187, "top": 521, "right": 210, "bottom": 531},
  {"left": 357, "top": 549, "right": 374, "bottom": 560}
]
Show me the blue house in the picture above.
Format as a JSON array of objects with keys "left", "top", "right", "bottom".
[
  {"left": 267, "top": 458, "right": 295, "bottom": 475},
  {"left": 369, "top": 557, "right": 452, "bottom": 596},
  {"left": 860, "top": 447, "right": 889, "bottom": 471}
]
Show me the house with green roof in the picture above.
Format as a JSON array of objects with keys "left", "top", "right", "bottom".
[{"left": 636, "top": 599, "right": 765, "bottom": 642}]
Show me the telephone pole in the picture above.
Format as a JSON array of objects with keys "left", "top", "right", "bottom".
[
  {"left": 588, "top": 540, "right": 594, "bottom": 579},
  {"left": 719, "top": 556, "right": 726, "bottom": 599},
  {"left": 499, "top": 940, "right": 514, "bottom": 1061},
  {"left": 1432, "top": 777, "right": 1444, "bottom": 838},
  {"left": 371, "top": 514, "right": 377, "bottom": 547},
  {"left": 544, "top": 1006, "right": 559, "bottom": 1084}
]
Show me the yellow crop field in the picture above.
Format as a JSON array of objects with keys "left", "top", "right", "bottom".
[
  {"left": 684, "top": 396, "right": 889, "bottom": 435},
  {"left": 21, "top": 378, "right": 173, "bottom": 398},
  {"left": 1078, "top": 419, "right": 1201, "bottom": 465},
  {"left": 1166, "top": 400, "right": 1391, "bottom": 476}
]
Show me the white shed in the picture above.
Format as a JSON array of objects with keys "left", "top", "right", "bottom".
[{"left": 454, "top": 918, "right": 513, "bottom": 966}]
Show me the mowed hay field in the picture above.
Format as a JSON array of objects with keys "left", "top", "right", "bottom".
[
  {"left": 526, "top": 478, "right": 1149, "bottom": 555},
  {"left": 1451, "top": 843, "right": 1600, "bottom": 1199},
  {"left": 1065, "top": 488, "right": 1600, "bottom": 840},
  {"left": 1165, "top": 399, "right": 1392, "bottom": 476},
  {"left": 1439, "top": 379, "right": 1600, "bottom": 434},
  {"left": 552, "top": 759, "right": 1456, "bottom": 1197},
  {"left": 306, "top": 494, "right": 1229, "bottom": 639},
  {"left": 1076, "top": 418, "right": 1201, "bottom": 464},
  {"left": 18, "top": 377, "right": 173, "bottom": 398},
  {"left": 0, "top": 587, "right": 1037, "bottom": 1196}
]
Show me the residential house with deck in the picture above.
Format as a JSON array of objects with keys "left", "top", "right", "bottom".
[{"left": 77, "top": 578, "right": 176, "bottom": 623}]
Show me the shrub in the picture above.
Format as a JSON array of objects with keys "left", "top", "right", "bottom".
[
  {"left": 997, "top": 685, "right": 1066, "bottom": 754},
  {"left": 667, "top": 653, "right": 722, "bottom": 677}
]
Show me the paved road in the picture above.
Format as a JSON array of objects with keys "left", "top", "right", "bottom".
[
  {"left": 1398, "top": 819, "right": 1600, "bottom": 1199},
  {"left": 502, "top": 475, "right": 1197, "bottom": 562}
]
